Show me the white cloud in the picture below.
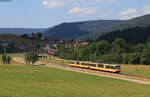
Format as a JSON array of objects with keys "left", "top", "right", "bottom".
[
  {"left": 119, "top": 14, "right": 140, "bottom": 20},
  {"left": 117, "top": 8, "right": 140, "bottom": 20},
  {"left": 143, "top": 5, "right": 150, "bottom": 15},
  {"left": 119, "top": 8, "right": 138, "bottom": 16},
  {"left": 97, "top": 10, "right": 112, "bottom": 18},
  {"left": 90, "top": 0, "right": 118, "bottom": 2},
  {"left": 42, "top": 0, "right": 119, "bottom": 8},
  {"left": 69, "top": 7, "right": 98, "bottom": 15},
  {"left": 117, "top": 6, "right": 150, "bottom": 20},
  {"left": 42, "top": 0, "right": 65, "bottom": 8}
]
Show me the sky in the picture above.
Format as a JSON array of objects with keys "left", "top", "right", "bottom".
[{"left": 0, "top": 0, "right": 150, "bottom": 28}]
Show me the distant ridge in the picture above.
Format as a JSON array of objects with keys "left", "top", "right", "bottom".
[
  {"left": 43, "top": 20, "right": 123, "bottom": 39},
  {"left": 79, "top": 14, "right": 150, "bottom": 41},
  {"left": 0, "top": 28, "right": 46, "bottom": 35}
]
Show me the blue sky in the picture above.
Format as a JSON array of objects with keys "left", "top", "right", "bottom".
[{"left": 0, "top": 0, "right": 150, "bottom": 28}]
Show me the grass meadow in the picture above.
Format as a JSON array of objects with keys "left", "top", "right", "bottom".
[
  {"left": 121, "top": 65, "right": 150, "bottom": 78},
  {"left": 0, "top": 66, "right": 150, "bottom": 97},
  {"left": 40, "top": 57, "right": 69, "bottom": 65}
]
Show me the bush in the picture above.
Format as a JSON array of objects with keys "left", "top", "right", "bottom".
[{"left": 1, "top": 55, "right": 12, "bottom": 65}]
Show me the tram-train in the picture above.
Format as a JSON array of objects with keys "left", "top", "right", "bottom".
[{"left": 69, "top": 61, "right": 121, "bottom": 73}]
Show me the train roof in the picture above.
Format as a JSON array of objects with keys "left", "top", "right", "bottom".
[{"left": 70, "top": 60, "right": 120, "bottom": 66}]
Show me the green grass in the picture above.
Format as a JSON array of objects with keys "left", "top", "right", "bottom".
[
  {"left": 40, "top": 57, "right": 69, "bottom": 65},
  {"left": 8, "top": 53, "right": 25, "bottom": 58},
  {"left": 121, "top": 65, "right": 150, "bottom": 78},
  {"left": 0, "top": 66, "right": 150, "bottom": 97}
]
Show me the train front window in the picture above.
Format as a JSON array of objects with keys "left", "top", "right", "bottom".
[
  {"left": 115, "top": 66, "right": 120, "bottom": 69},
  {"left": 111, "top": 65, "right": 121, "bottom": 69},
  {"left": 106, "top": 65, "right": 117, "bottom": 69}
]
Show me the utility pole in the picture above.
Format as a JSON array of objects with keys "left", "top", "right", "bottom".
[{"left": 61, "top": 55, "right": 64, "bottom": 66}]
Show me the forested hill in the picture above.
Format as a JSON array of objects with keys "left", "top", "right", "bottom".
[
  {"left": 97, "top": 26, "right": 150, "bottom": 44},
  {"left": 0, "top": 34, "right": 46, "bottom": 46},
  {"left": 0, "top": 28, "right": 46, "bottom": 35},
  {"left": 79, "top": 14, "right": 150, "bottom": 41},
  {"left": 43, "top": 20, "right": 122, "bottom": 39}
]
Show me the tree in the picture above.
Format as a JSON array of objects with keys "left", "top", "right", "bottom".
[
  {"left": 21, "top": 34, "right": 29, "bottom": 38},
  {"left": 25, "top": 51, "right": 39, "bottom": 65},
  {"left": 129, "top": 53, "right": 141, "bottom": 64},
  {"left": 1, "top": 54, "right": 7, "bottom": 65},
  {"left": 133, "top": 43, "right": 144, "bottom": 53},
  {"left": 37, "top": 33, "right": 43, "bottom": 39},
  {"left": 141, "top": 52, "right": 150, "bottom": 65},
  {"left": 112, "top": 38, "right": 127, "bottom": 54},
  {"left": 96, "top": 40, "right": 110, "bottom": 55},
  {"left": 7, "top": 56, "right": 12, "bottom": 64},
  {"left": 141, "top": 45, "right": 150, "bottom": 65},
  {"left": 122, "top": 54, "right": 130, "bottom": 64},
  {"left": 1, "top": 55, "right": 12, "bottom": 65}
]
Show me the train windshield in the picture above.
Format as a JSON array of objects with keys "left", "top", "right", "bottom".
[{"left": 114, "top": 65, "right": 121, "bottom": 69}]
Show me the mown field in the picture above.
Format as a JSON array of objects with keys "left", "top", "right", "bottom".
[
  {"left": 40, "top": 57, "right": 69, "bottom": 65},
  {"left": 121, "top": 65, "right": 150, "bottom": 78},
  {"left": 0, "top": 66, "right": 150, "bottom": 97}
]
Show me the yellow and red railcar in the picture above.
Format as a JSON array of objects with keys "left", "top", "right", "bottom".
[{"left": 69, "top": 61, "right": 121, "bottom": 73}]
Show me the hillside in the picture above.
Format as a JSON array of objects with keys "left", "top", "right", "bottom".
[
  {"left": 43, "top": 20, "right": 122, "bottom": 39},
  {"left": 0, "top": 28, "right": 46, "bottom": 35},
  {"left": 80, "top": 14, "right": 150, "bottom": 41},
  {"left": 0, "top": 34, "right": 46, "bottom": 46},
  {"left": 97, "top": 26, "right": 150, "bottom": 44}
]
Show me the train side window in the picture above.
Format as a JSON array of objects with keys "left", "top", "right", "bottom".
[
  {"left": 70, "top": 62, "right": 75, "bottom": 64},
  {"left": 93, "top": 64, "right": 96, "bottom": 67},
  {"left": 85, "top": 63, "right": 88, "bottom": 66},
  {"left": 84, "top": 63, "right": 87, "bottom": 66},
  {"left": 105, "top": 66, "right": 111, "bottom": 69},
  {"left": 76, "top": 62, "right": 80, "bottom": 64},
  {"left": 81, "top": 63, "right": 86, "bottom": 65},
  {"left": 90, "top": 64, "right": 96, "bottom": 67},
  {"left": 98, "top": 64, "right": 104, "bottom": 68}
]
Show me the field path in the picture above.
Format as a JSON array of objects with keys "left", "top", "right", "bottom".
[{"left": 13, "top": 57, "right": 150, "bottom": 85}]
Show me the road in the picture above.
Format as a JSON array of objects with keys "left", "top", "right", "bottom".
[{"left": 13, "top": 57, "right": 150, "bottom": 85}]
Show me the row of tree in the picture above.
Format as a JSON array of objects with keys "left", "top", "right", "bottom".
[
  {"left": 0, "top": 52, "right": 39, "bottom": 65},
  {"left": 1, "top": 55, "right": 12, "bottom": 65},
  {"left": 56, "top": 38, "right": 150, "bottom": 65}
]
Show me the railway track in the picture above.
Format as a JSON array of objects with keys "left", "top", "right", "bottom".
[
  {"left": 119, "top": 73, "right": 150, "bottom": 81},
  {"left": 71, "top": 65, "right": 150, "bottom": 81}
]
